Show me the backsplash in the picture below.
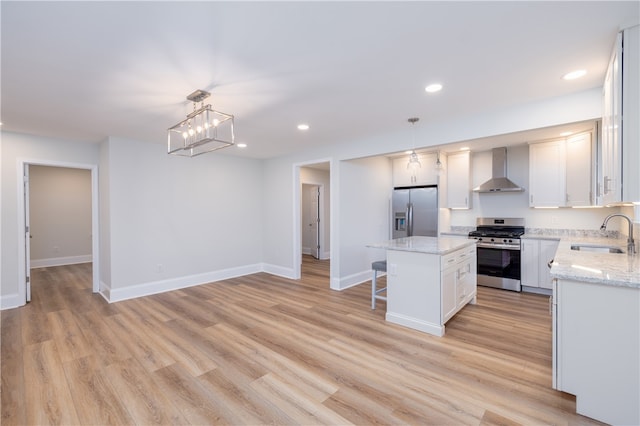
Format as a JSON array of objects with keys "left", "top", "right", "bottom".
[
  {"left": 450, "top": 226, "right": 475, "bottom": 234},
  {"left": 525, "top": 228, "right": 620, "bottom": 239},
  {"left": 449, "top": 225, "right": 622, "bottom": 239}
]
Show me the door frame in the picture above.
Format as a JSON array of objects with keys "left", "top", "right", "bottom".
[
  {"left": 293, "top": 159, "right": 333, "bottom": 285},
  {"left": 16, "top": 158, "right": 100, "bottom": 303},
  {"left": 301, "top": 183, "right": 322, "bottom": 259}
]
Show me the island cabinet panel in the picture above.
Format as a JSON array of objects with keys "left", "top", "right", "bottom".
[
  {"left": 386, "top": 244, "right": 476, "bottom": 336},
  {"left": 555, "top": 279, "right": 640, "bottom": 426},
  {"left": 386, "top": 250, "right": 442, "bottom": 335}
]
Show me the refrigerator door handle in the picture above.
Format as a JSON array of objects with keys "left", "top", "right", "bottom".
[{"left": 407, "top": 203, "right": 413, "bottom": 237}]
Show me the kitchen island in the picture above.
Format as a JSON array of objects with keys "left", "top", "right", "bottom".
[
  {"left": 550, "top": 237, "right": 640, "bottom": 426},
  {"left": 368, "top": 236, "right": 477, "bottom": 336}
]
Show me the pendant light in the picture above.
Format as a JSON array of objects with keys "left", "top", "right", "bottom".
[
  {"left": 406, "top": 117, "right": 421, "bottom": 170},
  {"left": 435, "top": 151, "right": 443, "bottom": 174}
]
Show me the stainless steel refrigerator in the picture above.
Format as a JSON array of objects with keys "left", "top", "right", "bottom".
[{"left": 392, "top": 186, "right": 438, "bottom": 238}]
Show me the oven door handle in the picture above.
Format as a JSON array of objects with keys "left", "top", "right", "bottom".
[{"left": 475, "top": 242, "right": 521, "bottom": 250}]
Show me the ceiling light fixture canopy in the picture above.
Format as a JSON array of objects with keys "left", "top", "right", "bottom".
[{"left": 168, "top": 89, "right": 235, "bottom": 157}]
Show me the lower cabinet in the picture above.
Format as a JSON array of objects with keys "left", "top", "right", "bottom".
[
  {"left": 386, "top": 244, "right": 476, "bottom": 336},
  {"left": 521, "top": 238, "right": 559, "bottom": 291},
  {"left": 554, "top": 279, "right": 639, "bottom": 425},
  {"left": 442, "top": 245, "right": 477, "bottom": 323}
]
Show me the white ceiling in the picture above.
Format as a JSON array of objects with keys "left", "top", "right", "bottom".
[{"left": 1, "top": 1, "right": 638, "bottom": 159}]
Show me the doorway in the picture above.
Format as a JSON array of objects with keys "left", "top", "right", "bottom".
[
  {"left": 17, "top": 160, "right": 99, "bottom": 305},
  {"left": 295, "top": 161, "right": 331, "bottom": 285},
  {"left": 301, "top": 184, "right": 321, "bottom": 259}
]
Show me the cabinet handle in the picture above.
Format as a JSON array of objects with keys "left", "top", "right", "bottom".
[
  {"left": 566, "top": 194, "right": 569, "bottom": 203},
  {"left": 530, "top": 195, "right": 533, "bottom": 204},
  {"left": 465, "top": 197, "right": 468, "bottom": 207}
]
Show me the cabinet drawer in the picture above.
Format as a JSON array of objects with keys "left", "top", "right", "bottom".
[{"left": 441, "top": 246, "right": 475, "bottom": 268}]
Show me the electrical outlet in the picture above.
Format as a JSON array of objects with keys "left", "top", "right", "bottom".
[
  {"left": 551, "top": 216, "right": 559, "bottom": 226},
  {"left": 53, "top": 246, "right": 60, "bottom": 254},
  {"left": 156, "top": 264, "right": 164, "bottom": 273},
  {"left": 389, "top": 263, "right": 397, "bottom": 276}
]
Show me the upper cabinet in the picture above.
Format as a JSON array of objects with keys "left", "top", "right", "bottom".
[
  {"left": 393, "top": 153, "right": 438, "bottom": 187},
  {"left": 529, "top": 131, "right": 594, "bottom": 207},
  {"left": 601, "top": 25, "right": 639, "bottom": 204},
  {"left": 446, "top": 151, "right": 471, "bottom": 209},
  {"left": 529, "top": 139, "right": 566, "bottom": 207},
  {"left": 565, "top": 133, "right": 594, "bottom": 206}
]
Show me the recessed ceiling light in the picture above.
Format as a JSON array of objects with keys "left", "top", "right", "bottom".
[
  {"left": 563, "top": 70, "right": 587, "bottom": 80},
  {"left": 559, "top": 131, "right": 573, "bottom": 137},
  {"left": 237, "top": 143, "right": 247, "bottom": 148},
  {"left": 425, "top": 83, "right": 443, "bottom": 93},
  {"left": 404, "top": 150, "right": 413, "bottom": 154},
  {"left": 459, "top": 147, "right": 470, "bottom": 151},
  {"left": 297, "top": 124, "right": 309, "bottom": 131}
]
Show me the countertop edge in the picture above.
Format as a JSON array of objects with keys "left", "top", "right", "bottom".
[
  {"left": 548, "top": 235, "right": 640, "bottom": 289},
  {"left": 368, "top": 236, "right": 476, "bottom": 255}
]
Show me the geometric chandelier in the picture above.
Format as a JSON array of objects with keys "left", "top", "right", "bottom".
[{"left": 167, "top": 89, "right": 235, "bottom": 157}]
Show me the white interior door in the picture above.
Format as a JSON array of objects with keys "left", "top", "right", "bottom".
[
  {"left": 24, "top": 164, "right": 31, "bottom": 302},
  {"left": 311, "top": 186, "right": 320, "bottom": 259},
  {"left": 302, "top": 185, "right": 321, "bottom": 259}
]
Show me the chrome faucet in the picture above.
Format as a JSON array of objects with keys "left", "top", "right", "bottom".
[{"left": 600, "top": 214, "right": 636, "bottom": 255}]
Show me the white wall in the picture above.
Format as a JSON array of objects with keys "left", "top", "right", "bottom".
[
  {"left": 338, "top": 156, "right": 392, "bottom": 289},
  {"left": 0, "top": 132, "right": 99, "bottom": 308},
  {"left": 449, "top": 144, "right": 621, "bottom": 231},
  {"left": 29, "top": 165, "right": 92, "bottom": 267},
  {"left": 103, "top": 137, "right": 264, "bottom": 301},
  {"left": 99, "top": 138, "right": 112, "bottom": 293}
]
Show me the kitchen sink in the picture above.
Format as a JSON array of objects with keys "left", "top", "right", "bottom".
[{"left": 570, "top": 244, "right": 625, "bottom": 254}]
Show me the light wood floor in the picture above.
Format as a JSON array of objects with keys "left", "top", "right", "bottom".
[{"left": 1, "top": 257, "right": 604, "bottom": 425}]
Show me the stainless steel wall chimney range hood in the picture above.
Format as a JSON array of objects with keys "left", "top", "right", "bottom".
[{"left": 473, "top": 147, "right": 524, "bottom": 193}]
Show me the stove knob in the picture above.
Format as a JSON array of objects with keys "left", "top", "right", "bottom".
[{"left": 490, "top": 238, "right": 495, "bottom": 242}]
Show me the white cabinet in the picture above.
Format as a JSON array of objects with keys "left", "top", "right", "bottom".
[
  {"left": 386, "top": 243, "right": 476, "bottom": 336},
  {"left": 446, "top": 151, "right": 471, "bottom": 209},
  {"left": 529, "top": 140, "right": 565, "bottom": 207},
  {"left": 601, "top": 25, "right": 640, "bottom": 204},
  {"left": 565, "top": 133, "right": 593, "bottom": 206},
  {"left": 529, "top": 132, "right": 593, "bottom": 207},
  {"left": 393, "top": 153, "right": 438, "bottom": 187},
  {"left": 554, "top": 279, "right": 640, "bottom": 425},
  {"left": 441, "top": 244, "right": 476, "bottom": 323},
  {"left": 521, "top": 238, "right": 559, "bottom": 291}
]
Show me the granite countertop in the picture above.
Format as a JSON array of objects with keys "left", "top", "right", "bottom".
[
  {"left": 367, "top": 236, "right": 476, "bottom": 255},
  {"left": 548, "top": 236, "right": 640, "bottom": 289}
]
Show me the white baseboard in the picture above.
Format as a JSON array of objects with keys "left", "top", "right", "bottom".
[
  {"left": 0, "top": 292, "right": 24, "bottom": 310},
  {"left": 334, "top": 269, "right": 379, "bottom": 291},
  {"left": 31, "top": 255, "right": 92, "bottom": 269},
  {"left": 302, "top": 247, "right": 312, "bottom": 255},
  {"left": 108, "top": 263, "right": 263, "bottom": 303},
  {"left": 386, "top": 311, "right": 444, "bottom": 336},
  {"left": 321, "top": 250, "right": 331, "bottom": 260},
  {"left": 261, "top": 263, "right": 296, "bottom": 279}
]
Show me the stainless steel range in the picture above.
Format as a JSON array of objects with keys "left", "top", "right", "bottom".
[{"left": 468, "top": 218, "right": 525, "bottom": 292}]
